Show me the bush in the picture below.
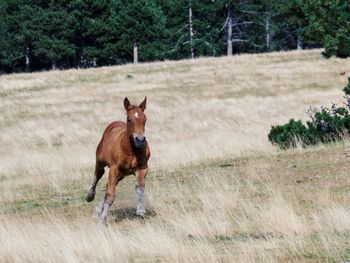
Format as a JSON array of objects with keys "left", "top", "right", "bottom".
[{"left": 268, "top": 78, "right": 350, "bottom": 149}]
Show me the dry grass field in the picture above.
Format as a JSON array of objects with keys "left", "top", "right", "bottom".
[{"left": 1, "top": 49, "right": 350, "bottom": 262}]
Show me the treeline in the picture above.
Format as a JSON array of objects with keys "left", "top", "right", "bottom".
[{"left": 0, "top": 0, "right": 349, "bottom": 73}]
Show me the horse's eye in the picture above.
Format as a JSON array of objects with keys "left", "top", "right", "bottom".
[{"left": 127, "top": 118, "right": 131, "bottom": 124}]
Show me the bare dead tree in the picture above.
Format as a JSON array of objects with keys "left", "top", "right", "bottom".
[
  {"left": 25, "top": 47, "right": 30, "bottom": 72},
  {"left": 189, "top": 0, "right": 194, "bottom": 58},
  {"left": 297, "top": 33, "right": 303, "bottom": 50},
  {"left": 227, "top": 2, "right": 233, "bottom": 56},
  {"left": 305, "top": 106, "right": 316, "bottom": 124},
  {"left": 219, "top": 1, "right": 254, "bottom": 56},
  {"left": 265, "top": 13, "right": 270, "bottom": 50},
  {"left": 133, "top": 42, "right": 138, "bottom": 64}
]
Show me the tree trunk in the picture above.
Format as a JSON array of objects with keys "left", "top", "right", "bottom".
[
  {"left": 227, "top": 2, "right": 233, "bottom": 56},
  {"left": 189, "top": 0, "right": 194, "bottom": 59},
  {"left": 51, "top": 60, "right": 57, "bottom": 70},
  {"left": 133, "top": 42, "right": 138, "bottom": 64},
  {"left": 297, "top": 33, "right": 303, "bottom": 50},
  {"left": 265, "top": 16, "right": 270, "bottom": 50},
  {"left": 25, "top": 47, "right": 30, "bottom": 72},
  {"left": 79, "top": 54, "right": 84, "bottom": 68},
  {"left": 227, "top": 16, "right": 233, "bottom": 56}
]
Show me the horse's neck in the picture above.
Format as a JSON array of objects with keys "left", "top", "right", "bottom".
[{"left": 131, "top": 142, "right": 147, "bottom": 168}]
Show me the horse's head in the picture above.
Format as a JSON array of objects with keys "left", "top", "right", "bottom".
[{"left": 124, "top": 97, "right": 147, "bottom": 148}]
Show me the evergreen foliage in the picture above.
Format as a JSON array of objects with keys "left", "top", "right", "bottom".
[
  {"left": 0, "top": 0, "right": 348, "bottom": 73},
  {"left": 300, "top": 0, "right": 350, "bottom": 58}
]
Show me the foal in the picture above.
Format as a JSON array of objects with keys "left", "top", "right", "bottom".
[{"left": 86, "top": 97, "right": 150, "bottom": 224}]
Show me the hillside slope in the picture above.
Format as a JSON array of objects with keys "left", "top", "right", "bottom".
[{"left": 1, "top": 50, "right": 350, "bottom": 262}]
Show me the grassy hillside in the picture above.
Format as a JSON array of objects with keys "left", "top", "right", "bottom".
[{"left": 1, "top": 50, "right": 350, "bottom": 262}]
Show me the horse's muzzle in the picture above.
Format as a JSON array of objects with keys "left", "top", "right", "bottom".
[{"left": 134, "top": 136, "right": 147, "bottom": 148}]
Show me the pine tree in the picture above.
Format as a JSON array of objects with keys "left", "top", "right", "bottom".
[
  {"left": 104, "top": 0, "right": 167, "bottom": 64},
  {"left": 267, "top": 0, "right": 307, "bottom": 51},
  {"left": 0, "top": 0, "right": 28, "bottom": 72},
  {"left": 22, "top": 4, "right": 76, "bottom": 69},
  {"left": 68, "top": 0, "right": 115, "bottom": 67},
  {"left": 301, "top": 0, "right": 350, "bottom": 58}
]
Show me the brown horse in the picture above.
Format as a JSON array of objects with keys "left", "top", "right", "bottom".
[{"left": 86, "top": 97, "right": 150, "bottom": 224}]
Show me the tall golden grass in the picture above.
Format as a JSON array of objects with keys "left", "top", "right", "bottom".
[{"left": 1, "top": 50, "right": 350, "bottom": 262}]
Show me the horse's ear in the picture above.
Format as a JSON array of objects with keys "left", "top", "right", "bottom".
[
  {"left": 124, "top": 97, "right": 130, "bottom": 110},
  {"left": 139, "top": 97, "right": 147, "bottom": 112}
]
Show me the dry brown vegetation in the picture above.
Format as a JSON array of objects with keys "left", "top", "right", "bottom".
[{"left": 1, "top": 50, "right": 350, "bottom": 262}]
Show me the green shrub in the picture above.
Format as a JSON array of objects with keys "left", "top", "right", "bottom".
[{"left": 268, "top": 78, "right": 350, "bottom": 149}]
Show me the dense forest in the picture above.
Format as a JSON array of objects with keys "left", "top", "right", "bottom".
[{"left": 0, "top": 0, "right": 349, "bottom": 73}]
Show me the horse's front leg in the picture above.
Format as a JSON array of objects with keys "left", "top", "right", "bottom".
[
  {"left": 97, "top": 166, "right": 119, "bottom": 225},
  {"left": 135, "top": 168, "right": 148, "bottom": 217}
]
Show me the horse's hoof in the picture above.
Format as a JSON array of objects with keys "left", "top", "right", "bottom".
[
  {"left": 97, "top": 218, "right": 108, "bottom": 227},
  {"left": 136, "top": 211, "right": 146, "bottom": 218},
  {"left": 86, "top": 190, "right": 95, "bottom": 202}
]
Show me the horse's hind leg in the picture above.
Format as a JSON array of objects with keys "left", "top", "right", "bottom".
[
  {"left": 97, "top": 166, "right": 119, "bottom": 225},
  {"left": 86, "top": 161, "right": 105, "bottom": 202}
]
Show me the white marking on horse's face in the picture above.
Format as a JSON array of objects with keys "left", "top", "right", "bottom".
[{"left": 135, "top": 112, "right": 140, "bottom": 119}]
